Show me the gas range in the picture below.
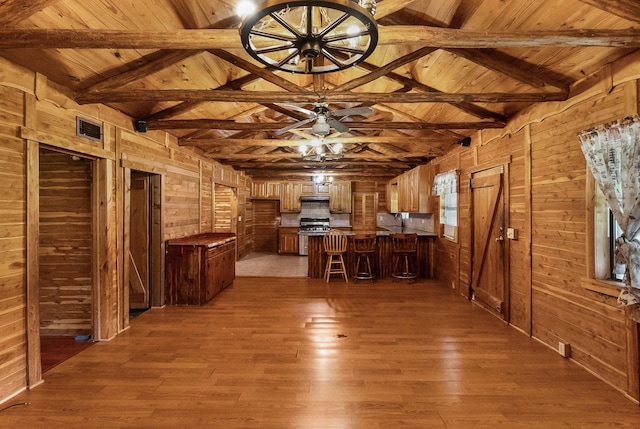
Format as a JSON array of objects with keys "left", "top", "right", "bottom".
[{"left": 298, "top": 217, "right": 330, "bottom": 233}]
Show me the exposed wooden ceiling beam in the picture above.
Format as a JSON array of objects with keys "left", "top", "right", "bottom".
[
  {"left": 84, "top": 50, "right": 202, "bottom": 93},
  {"left": 78, "top": 89, "right": 568, "bottom": 104},
  {"left": 3, "top": 27, "right": 640, "bottom": 49},
  {"left": 444, "top": 48, "right": 569, "bottom": 92},
  {"left": 347, "top": 57, "right": 505, "bottom": 122},
  {"left": 207, "top": 151, "right": 442, "bottom": 161},
  {"left": 187, "top": 136, "right": 450, "bottom": 147},
  {"left": 149, "top": 119, "right": 504, "bottom": 131},
  {"left": 578, "top": 0, "right": 640, "bottom": 25},
  {"left": 332, "top": 46, "right": 438, "bottom": 92},
  {"left": 207, "top": 49, "right": 310, "bottom": 93}
]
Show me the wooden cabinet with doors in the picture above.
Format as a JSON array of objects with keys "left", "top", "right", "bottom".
[
  {"left": 280, "top": 182, "right": 301, "bottom": 212},
  {"left": 351, "top": 192, "right": 378, "bottom": 231},
  {"left": 301, "top": 182, "right": 330, "bottom": 196},
  {"left": 165, "top": 233, "right": 236, "bottom": 306},
  {"left": 329, "top": 181, "right": 352, "bottom": 213},
  {"left": 394, "top": 165, "right": 433, "bottom": 213},
  {"left": 251, "top": 181, "right": 281, "bottom": 199},
  {"left": 278, "top": 227, "right": 300, "bottom": 254}
]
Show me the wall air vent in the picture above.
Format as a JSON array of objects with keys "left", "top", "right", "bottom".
[{"left": 76, "top": 117, "right": 103, "bottom": 142}]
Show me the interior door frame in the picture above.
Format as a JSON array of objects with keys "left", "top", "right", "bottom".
[
  {"left": 468, "top": 161, "right": 511, "bottom": 321},
  {"left": 122, "top": 169, "right": 164, "bottom": 330},
  {"left": 26, "top": 144, "right": 101, "bottom": 387}
]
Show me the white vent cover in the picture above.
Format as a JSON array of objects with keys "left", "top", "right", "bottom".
[{"left": 76, "top": 117, "right": 103, "bottom": 142}]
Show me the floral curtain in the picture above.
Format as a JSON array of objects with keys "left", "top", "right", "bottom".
[
  {"left": 577, "top": 115, "right": 640, "bottom": 310},
  {"left": 432, "top": 170, "right": 457, "bottom": 196}
]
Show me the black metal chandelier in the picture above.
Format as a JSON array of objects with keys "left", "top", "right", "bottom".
[{"left": 239, "top": 0, "right": 378, "bottom": 74}]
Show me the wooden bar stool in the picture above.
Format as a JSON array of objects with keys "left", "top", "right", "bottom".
[
  {"left": 352, "top": 233, "right": 377, "bottom": 282},
  {"left": 390, "top": 233, "right": 418, "bottom": 282},
  {"left": 323, "top": 229, "right": 348, "bottom": 283}
]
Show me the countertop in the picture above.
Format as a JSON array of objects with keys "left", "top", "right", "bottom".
[
  {"left": 166, "top": 232, "right": 236, "bottom": 248},
  {"left": 300, "top": 228, "right": 436, "bottom": 237}
]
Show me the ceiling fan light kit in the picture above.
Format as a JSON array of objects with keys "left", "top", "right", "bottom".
[{"left": 239, "top": 0, "right": 378, "bottom": 74}]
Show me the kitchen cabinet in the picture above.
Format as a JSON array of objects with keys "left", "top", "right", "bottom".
[
  {"left": 278, "top": 227, "right": 299, "bottom": 254},
  {"left": 251, "top": 181, "right": 281, "bottom": 199},
  {"left": 301, "top": 182, "right": 330, "bottom": 196},
  {"left": 387, "top": 181, "right": 398, "bottom": 213},
  {"left": 393, "top": 165, "right": 433, "bottom": 213},
  {"left": 351, "top": 192, "right": 378, "bottom": 230},
  {"left": 165, "top": 233, "right": 236, "bottom": 305},
  {"left": 280, "top": 182, "right": 301, "bottom": 212},
  {"left": 329, "top": 181, "right": 351, "bottom": 213}
]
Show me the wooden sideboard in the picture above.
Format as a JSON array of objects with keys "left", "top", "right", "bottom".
[{"left": 165, "top": 233, "right": 236, "bottom": 305}]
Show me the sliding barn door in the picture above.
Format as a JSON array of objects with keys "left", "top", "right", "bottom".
[{"left": 470, "top": 166, "right": 507, "bottom": 319}]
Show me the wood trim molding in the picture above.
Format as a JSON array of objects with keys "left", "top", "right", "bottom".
[{"left": 580, "top": 277, "right": 624, "bottom": 297}]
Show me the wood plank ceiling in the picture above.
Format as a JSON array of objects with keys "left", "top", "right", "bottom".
[{"left": 1, "top": 0, "right": 640, "bottom": 180}]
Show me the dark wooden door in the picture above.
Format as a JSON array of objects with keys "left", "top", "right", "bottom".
[
  {"left": 253, "top": 200, "right": 279, "bottom": 253},
  {"left": 470, "top": 166, "right": 506, "bottom": 319},
  {"left": 129, "top": 172, "right": 150, "bottom": 309}
]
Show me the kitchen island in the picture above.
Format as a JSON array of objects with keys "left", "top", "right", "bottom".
[{"left": 307, "top": 229, "right": 437, "bottom": 279}]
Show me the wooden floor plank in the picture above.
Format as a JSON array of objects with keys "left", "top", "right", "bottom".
[{"left": 3, "top": 277, "right": 640, "bottom": 428}]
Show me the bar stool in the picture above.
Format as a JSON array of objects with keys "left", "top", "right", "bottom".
[
  {"left": 391, "top": 233, "right": 418, "bottom": 282},
  {"left": 323, "top": 229, "right": 348, "bottom": 283},
  {"left": 352, "top": 233, "right": 377, "bottom": 282}
]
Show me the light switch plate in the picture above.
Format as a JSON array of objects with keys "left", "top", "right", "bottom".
[{"left": 506, "top": 227, "right": 517, "bottom": 240}]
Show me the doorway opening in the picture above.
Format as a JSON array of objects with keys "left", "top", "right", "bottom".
[
  {"left": 127, "top": 171, "right": 162, "bottom": 320},
  {"left": 38, "top": 148, "right": 95, "bottom": 372}
]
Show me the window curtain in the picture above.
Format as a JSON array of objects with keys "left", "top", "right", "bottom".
[
  {"left": 432, "top": 170, "right": 457, "bottom": 196},
  {"left": 577, "top": 115, "right": 640, "bottom": 311}
]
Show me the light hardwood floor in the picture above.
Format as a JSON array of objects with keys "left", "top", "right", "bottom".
[{"left": 3, "top": 277, "right": 640, "bottom": 428}]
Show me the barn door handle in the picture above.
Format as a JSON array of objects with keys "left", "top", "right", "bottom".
[{"left": 495, "top": 236, "right": 504, "bottom": 241}]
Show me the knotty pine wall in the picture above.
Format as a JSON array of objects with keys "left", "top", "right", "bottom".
[
  {"left": 430, "top": 52, "right": 640, "bottom": 402},
  {"left": 0, "top": 56, "right": 251, "bottom": 403},
  {"left": 38, "top": 150, "right": 93, "bottom": 337}
]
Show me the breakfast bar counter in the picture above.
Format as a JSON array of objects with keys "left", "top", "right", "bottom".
[{"left": 307, "top": 229, "right": 436, "bottom": 279}]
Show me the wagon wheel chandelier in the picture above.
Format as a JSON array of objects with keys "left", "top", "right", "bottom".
[{"left": 239, "top": 0, "right": 378, "bottom": 74}]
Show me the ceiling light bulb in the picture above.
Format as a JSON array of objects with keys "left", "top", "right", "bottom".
[
  {"left": 236, "top": 0, "right": 256, "bottom": 18},
  {"left": 315, "top": 145, "right": 323, "bottom": 155},
  {"left": 333, "top": 143, "right": 343, "bottom": 153},
  {"left": 299, "top": 144, "right": 308, "bottom": 154}
]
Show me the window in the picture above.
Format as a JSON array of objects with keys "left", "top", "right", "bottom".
[
  {"left": 585, "top": 183, "right": 625, "bottom": 296},
  {"left": 433, "top": 170, "right": 458, "bottom": 241}
]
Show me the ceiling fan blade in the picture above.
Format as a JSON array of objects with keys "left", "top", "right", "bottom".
[
  {"left": 327, "top": 118, "right": 349, "bottom": 133},
  {"left": 289, "top": 129, "right": 317, "bottom": 140},
  {"left": 331, "top": 106, "right": 374, "bottom": 117},
  {"left": 280, "top": 104, "right": 316, "bottom": 117},
  {"left": 275, "top": 117, "right": 315, "bottom": 136}
]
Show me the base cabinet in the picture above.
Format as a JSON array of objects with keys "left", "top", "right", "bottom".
[
  {"left": 279, "top": 227, "right": 299, "bottom": 254},
  {"left": 166, "top": 233, "right": 236, "bottom": 305}
]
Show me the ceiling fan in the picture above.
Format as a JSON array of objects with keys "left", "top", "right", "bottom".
[{"left": 275, "top": 102, "right": 373, "bottom": 137}]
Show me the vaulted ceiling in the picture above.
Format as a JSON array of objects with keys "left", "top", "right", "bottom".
[{"left": 2, "top": 0, "right": 640, "bottom": 180}]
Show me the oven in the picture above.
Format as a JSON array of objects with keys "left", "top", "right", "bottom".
[{"left": 298, "top": 217, "right": 330, "bottom": 255}]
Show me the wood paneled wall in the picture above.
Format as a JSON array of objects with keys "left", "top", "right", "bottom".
[
  {"left": 0, "top": 56, "right": 251, "bottom": 402},
  {"left": 0, "top": 83, "right": 28, "bottom": 400},
  {"left": 430, "top": 53, "right": 640, "bottom": 401},
  {"left": 38, "top": 150, "right": 93, "bottom": 337}
]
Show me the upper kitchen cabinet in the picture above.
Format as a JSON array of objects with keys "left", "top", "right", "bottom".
[
  {"left": 329, "top": 181, "right": 352, "bottom": 213},
  {"left": 251, "top": 181, "right": 281, "bottom": 199},
  {"left": 301, "top": 182, "right": 330, "bottom": 196},
  {"left": 280, "top": 182, "right": 302, "bottom": 212},
  {"left": 394, "top": 166, "right": 433, "bottom": 214}
]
